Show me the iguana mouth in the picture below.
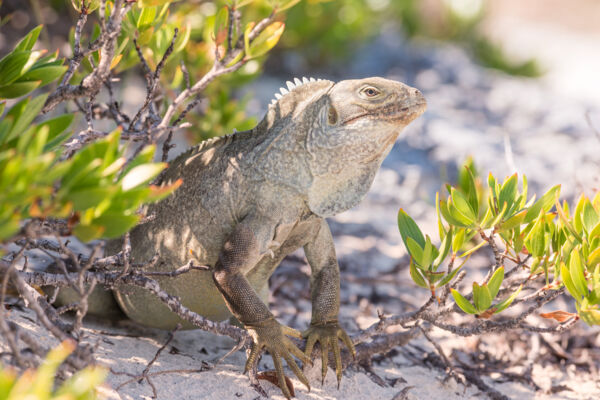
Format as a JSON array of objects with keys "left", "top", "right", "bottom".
[{"left": 341, "top": 100, "right": 427, "bottom": 126}]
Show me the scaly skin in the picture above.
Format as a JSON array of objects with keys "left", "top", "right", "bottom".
[{"left": 102, "top": 77, "right": 426, "bottom": 398}]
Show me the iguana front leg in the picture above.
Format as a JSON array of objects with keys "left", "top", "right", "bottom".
[
  {"left": 212, "top": 219, "right": 310, "bottom": 399},
  {"left": 302, "top": 219, "right": 356, "bottom": 387}
]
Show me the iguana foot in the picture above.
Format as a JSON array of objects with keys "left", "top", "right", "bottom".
[
  {"left": 244, "top": 317, "right": 311, "bottom": 399},
  {"left": 302, "top": 320, "right": 356, "bottom": 388}
]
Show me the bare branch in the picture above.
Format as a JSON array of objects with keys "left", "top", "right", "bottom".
[
  {"left": 13, "top": 267, "right": 247, "bottom": 341},
  {"left": 43, "top": 0, "right": 131, "bottom": 113}
]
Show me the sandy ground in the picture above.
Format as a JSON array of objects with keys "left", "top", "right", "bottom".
[{"left": 5, "top": 306, "right": 599, "bottom": 400}]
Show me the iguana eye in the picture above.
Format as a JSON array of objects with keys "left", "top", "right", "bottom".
[{"left": 359, "top": 86, "right": 381, "bottom": 98}]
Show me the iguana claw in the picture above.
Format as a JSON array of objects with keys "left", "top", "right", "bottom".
[
  {"left": 302, "top": 320, "right": 356, "bottom": 388},
  {"left": 244, "top": 317, "right": 311, "bottom": 399}
]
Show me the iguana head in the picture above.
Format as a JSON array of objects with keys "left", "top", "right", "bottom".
[
  {"left": 252, "top": 77, "right": 426, "bottom": 217},
  {"left": 306, "top": 77, "right": 426, "bottom": 216}
]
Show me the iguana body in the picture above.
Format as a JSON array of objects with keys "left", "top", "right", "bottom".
[{"left": 66, "top": 77, "right": 426, "bottom": 397}]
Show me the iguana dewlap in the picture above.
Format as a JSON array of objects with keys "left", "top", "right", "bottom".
[{"left": 76, "top": 77, "right": 426, "bottom": 398}]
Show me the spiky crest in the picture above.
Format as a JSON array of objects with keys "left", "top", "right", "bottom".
[
  {"left": 172, "top": 77, "right": 331, "bottom": 161},
  {"left": 268, "top": 77, "right": 325, "bottom": 106}
]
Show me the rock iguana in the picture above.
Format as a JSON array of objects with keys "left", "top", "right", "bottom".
[{"left": 61, "top": 76, "right": 426, "bottom": 398}]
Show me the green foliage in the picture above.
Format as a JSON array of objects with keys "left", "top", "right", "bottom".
[
  {"left": 1, "top": 1, "right": 301, "bottom": 245},
  {"left": 0, "top": 340, "right": 107, "bottom": 400},
  {"left": 398, "top": 209, "right": 461, "bottom": 295},
  {"left": 450, "top": 268, "right": 522, "bottom": 315},
  {"left": 0, "top": 26, "right": 182, "bottom": 244},
  {"left": 399, "top": 162, "right": 600, "bottom": 325},
  {"left": 0, "top": 26, "right": 67, "bottom": 99}
]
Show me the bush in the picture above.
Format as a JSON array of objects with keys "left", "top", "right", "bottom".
[
  {"left": 398, "top": 162, "right": 600, "bottom": 326},
  {"left": 0, "top": 0, "right": 297, "bottom": 245},
  {"left": 0, "top": 340, "right": 107, "bottom": 400}
]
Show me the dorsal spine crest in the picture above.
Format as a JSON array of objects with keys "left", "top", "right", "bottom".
[{"left": 269, "top": 76, "right": 323, "bottom": 106}]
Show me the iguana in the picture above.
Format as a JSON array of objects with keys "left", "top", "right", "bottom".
[{"left": 59, "top": 76, "right": 426, "bottom": 398}]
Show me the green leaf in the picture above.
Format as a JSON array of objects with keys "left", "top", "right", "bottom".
[
  {"left": 243, "top": 22, "right": 254, "bottom": 58},
  {"left": 472, "top": 282, "right": 481, "bottom": 311},
  {"left": 494, "top": 285, "right": 522, "bottom": 313},
  {"left": 573, "top": 194, "right": 587, "bottom": 235},
  {"left": 0, "top": 216, "right": 20, "bottom": 241},
  {"left": 120, "top": 145, "right": 155, "bottom": 177},
  {"left": 406, "top": 236, "right": 424, "bottom": 269},
  {"left": 137, "top": 6, "right": 157, "bottom": 30},
  {"left": 450, "top": 187, "right": 476, "bottom": 222},
  {"left": 55, "top": 365, "right": 108, "bottom": 398},
  {"left": 436, "top": 265, "right": 462, "bottom": 288},
  {"left": 433, "top": 227, "right": 452, "bottom": 268},
  {"left": 499, "top": 210, "right": 526, "bottom": 231},
  {"left": 487, "top": 173, "right": 497, "bottom": 195},
  {"left": 472, "top": 282, "right": 492, "bottom": 312},
  {"left": 520, "top": 174, "right": 529, "bottom": 209},
  {"left": 582, "top": 197, "right": 599, "bottom": 234},
  {"left": 273, "top": 0, "right": 301, "bottom": 12},
  {"left": 422, "top": 235, "right": 438, "bottom": 270},
  {"left": 477, "top": 283, "right": 493, "bottom": 311},
  {"left": 121, "top": 163, "right": 166, "bottom": 190},
  {"left": 409, "top": 259, "right": 429, "bottom": 289},
  {"left": 173, "top": 22, "right": 191, "bottom": 54},
  {"left": 0, "top": 80, "right": 41, "bottom": 99},
  {"left": 590, "top": 221, "right": 600, "bottom": 241},
  {"left": 579, "top": 307, "right": 600, "bottom": 326},
  {"left": 451, "top": 289, "right": 477, "bottom": 314},
  {"left": 524, "top": 185, "right": 560, "bottom": 223},
  {"left": 17, "top": 65, "right": 67, "bottom": 87},
  {"left": 435, "top": 192, "right": 447, "bottom": 240},
  {"left": 498, "top": 174, "right": 518, "bottom": 211},
  {"left": 31, "top": 340, "right": 75, "bottom": 396},
  {"left": 72, "top": 223, "right": 105, "bottom": 242},
  {"left": 487, "top": 266, "right": 504, "bottom": 299},
  {"left": 92, "top": 213, "right": 140, "bottom": 238},
  {"left": 452, "top": 227, "right": 466, "bottom": 254},
  {"left": 36, "top": 115, "right": 73, "bottom": 142},
  {"left": 68, "top": 187, "right": 117, "bottom": 211},
  {"left": 588, "top": 247, "right": 600, "bottom": 271},
  {"left": 15, "top": 25, "right": 43, "bottom": 52},
  {"left": 561, "top": 262, "right": 582, "bottom": 300},
  {"left": 6, "top": 93, "right": 48, "bottom": 143},
  {"left": 0, "top": 51, "right": 31, "bottom": 86},
  {"left": 398, "top": 209, "right": 426, "bottom": 249},
  {"left": 569, "top": 251, "right": 588, "bottom": 297},
  {"left": 460, "top": 165, "right": 479, "bottom": 218},
  {"left": 24, "top": 124, "right": 49, "bottom": 157},
  {"left": 246, "top": 21, "right": 285, "bottom": 58},
  {"left": 555, "top": 199, "right": 583, "bottom": 243},
  {"left": 71, "top": 0, "right": 101, "bottom": 13},
  {"left": 483, "top": 200, "right": 508, "bottom": 230},
  {"left": 439, "top": 198, "right": 467, "bottom": 227},
  {"left": 525, "top": 211, "right": 547, "bottom": 258}
]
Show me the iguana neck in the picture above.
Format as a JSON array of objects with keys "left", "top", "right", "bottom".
[{"left": 241, "top": 80, "right": 335, "bottom": 193}]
